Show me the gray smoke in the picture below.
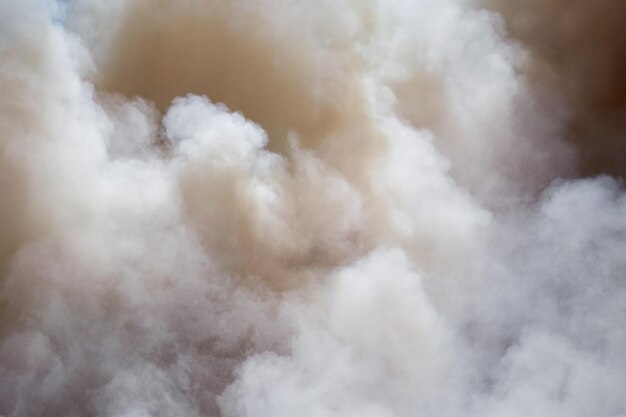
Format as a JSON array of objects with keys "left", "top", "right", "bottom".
[{"left": 0, "top": 1, "right": 625, "bottom": 416}]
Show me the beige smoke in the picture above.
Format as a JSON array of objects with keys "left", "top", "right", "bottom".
[
  {"left": 95, "top": 0, "right": 370, "bottom": 155},
  {"left": 1, "top": 1, "right": 626, "bottom": 416}
]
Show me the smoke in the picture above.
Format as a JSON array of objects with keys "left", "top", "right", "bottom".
[
  {"left": 0, "top": 0, "right": 625, "bottom": 416},
  {"left": 481, "top": 0, "right": 626, "bottom": 179}
]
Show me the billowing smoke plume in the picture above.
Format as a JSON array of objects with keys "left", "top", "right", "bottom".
[{"left": 1, "top": 0, "right": 625, "bottom": 416}]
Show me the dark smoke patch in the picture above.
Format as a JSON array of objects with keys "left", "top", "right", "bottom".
[{"left": 484, "top": 0, "right": 626, "bottom": 179}]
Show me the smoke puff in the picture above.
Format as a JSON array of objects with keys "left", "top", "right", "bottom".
[
  {"left": 220, "top": 249, "right": 457, "bottom": 417},
  {"left": 1, "top": 0, "right": 626, "bottom": 417}
]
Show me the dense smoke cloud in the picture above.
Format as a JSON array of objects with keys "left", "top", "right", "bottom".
[{"left": 0, "top": 0, "right": 625, "bottom": 416}]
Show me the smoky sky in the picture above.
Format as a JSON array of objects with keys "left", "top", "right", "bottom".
[{"left": 1, "top": 1, "right": 626, "bottom": 417}]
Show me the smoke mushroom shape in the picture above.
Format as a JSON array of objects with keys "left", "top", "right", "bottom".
[{"left": 1, "top": 0, "right": 626, "bottom": 416}]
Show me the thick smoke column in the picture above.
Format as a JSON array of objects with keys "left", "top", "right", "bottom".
[{"left": 1, "top": 0, "right": 626, "bottom": 416}]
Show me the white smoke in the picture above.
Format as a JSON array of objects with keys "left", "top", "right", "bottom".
[{"left": 1, "top": 0, "right": 625, "bottom": 416}]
